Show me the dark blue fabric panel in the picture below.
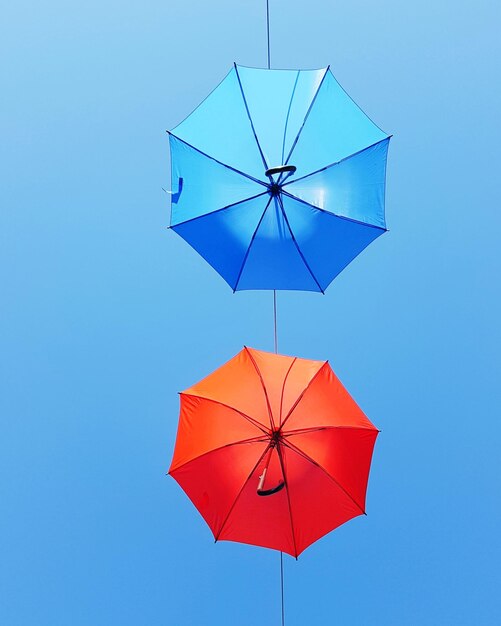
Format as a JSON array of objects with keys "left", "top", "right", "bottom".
[
  {"left": 236, "top": 197, "right": 320, "bottom": 291},
  {"left": 172, "top": 195, "right": 269, "bottom": 289},
  {"left": 282, "top": 194, "right": 385, "bottom": 291}
]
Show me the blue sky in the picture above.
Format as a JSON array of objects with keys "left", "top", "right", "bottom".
[{"left": 1, "top": 0, "right": 500, "bottom": 624}]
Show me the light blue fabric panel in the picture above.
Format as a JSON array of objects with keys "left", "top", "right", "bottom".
[
  {"left": 169, "top": 134, "right": 266, "bottom": 226},
  {"left": 171, "top": 68, "right": 266, "bottom": 180},
  {"left": 172, "top": 195, "right": 270, "bottom": 289},
  {"left": 281, "top": 68, "right": 328, "bottom": 163},
  {"left": 236, "top": 66, "right": 326, "bottom": 175},
  {"left": 281, "top": 194, "right": 385, "bottom": 291},
  {"left": 287, "top": 71, "right": 388, "bottom": 175},
  {"left": 236, "top": 197, "right": 320, "bottom": 291},
  {"left": 284, "top": 138, "right": 389, "bottom": 229}
]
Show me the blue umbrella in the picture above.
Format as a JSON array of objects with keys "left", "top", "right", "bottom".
[{"left": 168, "top": 64, "right": 391, "bottom": 292}]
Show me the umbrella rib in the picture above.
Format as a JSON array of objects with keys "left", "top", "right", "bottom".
[
  {"left": 233, "top": 196, "right": 273, "bottom": 292},
  {"left": 233, "top": 64, "right": 269, "bottom": 171},
  {"left": 276, "top": 442, "right": 299, "bottom": 559},
  {"left": 280, "top": 70, "right": 300, "bottom": 166},
  {"left": 168, "top": 133, "right": 268, "bottom": 188},
  {"left": 180, "top": 392, "right": 270, "bottom": 435},
  {"left": 280, "top": 189, "right": 387, "bottom": 233},
  {"left": 282, "top": 439, "right": 366, "bottom": 515},
  {"left": 276, "top": 194, "right": 325, "bottom": 293},
  {"left": 170, "top": 191, "right": 269, "bottom": 228},
  {"left": 214, "top": 442, "right": 273, "bottom": 541},
  {"left": 282, "top": 136, "right": 391, "bottom": 187},
  {"left": 282, "top": 66, "right": 330, "bottom": 167},
  {"left": 283, "top": 425, "right": 379, "bottom": 437},
  {"left": 244, "top": 346, "right": 276, "bottom": 431},
  {"left": 280, "top": 362, "right": 328, "bottom": 430},
  {"left": 279, "top": 357, "right": 297, "bottom": 426},
  {"left": 169, "top": 434, "right": 270, "bottom": 475},
  {"left": 328, "top": 72, "right": 388, "bottom": 137}
]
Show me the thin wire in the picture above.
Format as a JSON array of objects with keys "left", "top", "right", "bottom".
[
  {"left": 280, "top": 551, "right": 285, "bottom": 626},
  {"left": 273, "top": 290, "right": 278, "bottom": 354},
  {"left": 266, "top": 0, "right": 271, "bottom": 69}
]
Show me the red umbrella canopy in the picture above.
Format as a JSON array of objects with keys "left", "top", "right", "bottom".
[{"left": 169, "top": 347, "right": 379, "bottom": 558}]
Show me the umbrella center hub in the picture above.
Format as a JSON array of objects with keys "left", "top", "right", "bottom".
[
  {"left": 270, "top": 429, "right": 282, "bottom": 446},
  {"left": 269, "top": 183, "right": 281, "bottom": 196}
]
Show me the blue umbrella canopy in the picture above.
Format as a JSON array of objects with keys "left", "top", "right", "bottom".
[{"left": 168, "top": 64, "right": 390, "bottom": 292}]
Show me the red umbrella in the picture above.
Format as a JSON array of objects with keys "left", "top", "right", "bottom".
[{"left": 169, "top": 347, "right": 379, "bottom": 557}]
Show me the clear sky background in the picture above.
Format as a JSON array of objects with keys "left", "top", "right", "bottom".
[{"left": 1, "top": 1, "right": 500, "bottom": 624}]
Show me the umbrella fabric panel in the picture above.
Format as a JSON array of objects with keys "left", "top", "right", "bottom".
[
  {"left": 172, "top": 194, "right": 270, "bottom": 290},
  {"left": 244, "top": 348, "right": 297, "bottom": 430},
  {"left": 283, "top": 362, "right": 376, "bottom": 432},
  {"left": 217, "top": 446, "right": 297, "bottom": 556},
  {"left": 169, "top": 394, "right": 267, "bottom": 472},
  {"left": 277, "top": 356, "right": 326, "bottom": 425},
  {"left": 169, "top": 134, "right": 266, "bottom": 226},
  {"left": 235, "top": 196, "right": 322, "bottom": 291},
  {"left": 281, "top": 444, "right": 366, "bottom": 556},
  {"left": 285, "top": 427, "right": 379, "bottom": 513},
  {"left": 182, "top": 348, "right": 273, "bottom": 430},
  {"left": 285, "top": 137, "right": 390, "bottom": 229},
  {"left": 170, "top": 440, "right": 269, "bottom": 542},
  {"left": 245, "top": 347, "right": 325, "bottom": 427},
  {"left": 235, "top": 65, "right": 326, "bottom": 170},
  {"left": 287, "top": 71, "right": 389, "bottom": 176},
  {"left": 280, "top": 194, "right": 384, "bottom": 291},
  {"left": 171, "top": 67, "right": 266, "bottom": 180}
]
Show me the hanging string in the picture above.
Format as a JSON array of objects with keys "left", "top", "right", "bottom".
[
  {"left": 266, "top": 0, "right": 271, "bottom": 69},
  {"left": 267, "top": 6, "right": 282, "bottom": 624},
  {"left": 273, "top": 290, "right": 278, "bottom": 354},
  {"left": 280, "top": 550, "right": 285, "bottom": 626}
]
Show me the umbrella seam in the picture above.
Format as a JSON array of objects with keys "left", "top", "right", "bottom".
[
  {"left": 235, "top": 63, "right": 328, "bottom": 72},
  {"left": 283, "top": 66, "right": 330, "bottom": 167},
  {"left": 233, "top": 196, "right": 273, "bottom": 291},
  {"left": 283, "top": 425, "right": 378, "bottom": 437},
  {"left": 279, "top": 357, "right": 297, "bottom": 426},
  {"left": 276, "top": 194, "right": 325, "bottom": 293},
  {"left": 170, "top": 66, "right": 234, "bottom": 133},
  {"left": 280, "top": 189, "right": 387, "bottom": 233},
  {"left": 280, "top": 362, "right": 328, "bottom": 430},
  {"left": 276, "top": 442, "right": 299, "bottom": 558},
  {"left": 168, "top": 133, "right": 269, "bottom": 188},
  {"left": 179, "top": 392, "right": 270, "bottom": 435},
  {"left": 282, "top": 136, "right": 391, "bottom": 187},
  {"left": 169, "top": 435, "right": 270, "bottom": 475},
  {"left": 328, "top": 72, "right": 389, "bottom": 136},
  {"left": 280, "top": 70, "right": 300, "bottom": 167},
  {"left": 244, "top": 347, "right": 276, "bottom": 431},
  {"left": 214, "top": 443, "right": 273, "bottom": 541},
  {"left": 282, "top": 439, "right": 366, "bottom": 515},
  {"left": 233, "top": 64, "right": 269, "bottom": 171},
  {"left": 170, "top": 191, "right": 269, "bottom": 228}
]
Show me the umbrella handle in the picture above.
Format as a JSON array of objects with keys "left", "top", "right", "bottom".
[
  {"left": 257, "top": 467, "right": 285, "bottom": 497},
  {"left": 165, "top": 177, "right": 183, "bottom": 203},
  {"left": 257, "top": 482, "right": 285, "bottom": 497},
  {"left": 265, "top": 165, "right": 296, "bottom": 178}
]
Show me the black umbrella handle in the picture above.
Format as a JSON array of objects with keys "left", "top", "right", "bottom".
[
  {"left": 265, "top": 165, "right": 296, "bottom": 178},
  {"left": 257, "top": 466, "right": 285, "bottom": 497},
  {"left": 257, "top": 481, "right": 285, "bottom": 497}
]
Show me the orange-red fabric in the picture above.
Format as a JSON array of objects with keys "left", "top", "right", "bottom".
[{"left": 169, "top": 347, "right": 379, "bottom": 557}]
